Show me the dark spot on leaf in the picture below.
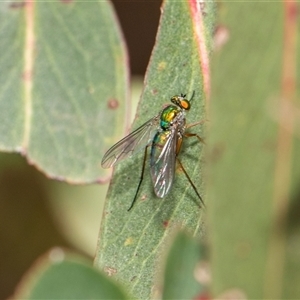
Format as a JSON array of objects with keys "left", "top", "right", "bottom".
[
  {"left": 192, "top": 292, "right": 211, "bottom": 300},
  {"left": 22, "top": 70, "right": 32, "bottom": 81},
  {"left": 262, "top": 139, "right": 276, "bottom": 152},
  {"left": 107, "top": 98, "right": 119, "bottom": 110},
  {"left": 60, "top": 0, "right": 73, "bottom": 3},
  {"left": 199, "top": 2, "right": 207, "bottom": 16},
  {"left": 130, "top": 275, "right": 137, "bottom": 282},
  {"left": 151, "top": 89, "right": 158, "bottom": 95},
  {"left": 287, "top": 2, "right": 298, "bottom": 20},
  {"left": 163, "top": 220, "right": 169, "bottom": 228},
  {"left": 235, "top": 241, "right": 251, "bottom": 259},
  {"left": 9, "top": 2, "right": 25, "bottom": 9},
  {"left": 209, "top": 142, "right": 226, "bottom": 163}
]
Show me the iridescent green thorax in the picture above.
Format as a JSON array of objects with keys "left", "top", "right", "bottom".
[{"left": 160, "top": 105, "right": 180, "bottom": 130}]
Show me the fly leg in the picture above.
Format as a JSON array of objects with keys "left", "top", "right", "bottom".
[
  {"left": 184, "top": 132, "right": 205, "bottom": 144},
  {"left": 128, "top": 146, "right": 148, "bottom": 211},
  {"left": 177, "top": 157, "right": 205, "bottom": 207},
  {"left": 179, "top": 123, "right": 205, "bottom": 207},
  {"left": 185, "top": 119, "right": 206, "bottom": 129},
  {"left": 185, "top": 119, "right": 206, "bottom": 144}
]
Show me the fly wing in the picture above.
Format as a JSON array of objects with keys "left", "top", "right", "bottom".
[
  {"left": 101, "top": 115, "right": 160, "bottom": 168},
  {"left": 150, "top": 128, "right": 177, "bottom": 198}
]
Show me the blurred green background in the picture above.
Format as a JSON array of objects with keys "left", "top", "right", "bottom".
[{"left": 0, "top": 2, "right": 160, "bottom": 299}]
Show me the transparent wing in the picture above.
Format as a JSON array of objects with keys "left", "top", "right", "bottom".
[
  {"left": 101, "top": 115, "right": 160, "bottom": 168},
  {"left": 150, "top": 128, "right": 177, "bottom": 198}
]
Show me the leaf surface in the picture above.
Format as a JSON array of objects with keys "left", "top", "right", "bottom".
[
  {"left": 15, "top": 250, "right": 130, "bottom": 300},
  {"left": 0, "top": 1, "right": 128, "bottom": 183},
  {"left": 208, "top": 2, "right": 300, "bottom": 299},
  {"left": 161, "top": 231, "right": 207, "bottom": 300},
  {"left": 95, "top": 1, "right": 215, "bottom": 299}
]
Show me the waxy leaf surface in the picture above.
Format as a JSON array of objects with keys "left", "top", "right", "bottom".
[
  {"left": 0, "top": 1, "right": 128, "bottom": 183},
  {"left": 95, "top": 1, "right": 215, "bottom": 299},
  {"left": 208, "top": 2, "right": 300, "bottom": 299}
]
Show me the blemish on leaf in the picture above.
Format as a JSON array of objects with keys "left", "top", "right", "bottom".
[
  {"left": 88, "top": 86, "right": 95, "bottom": 94},
  {"left": 107, "top": 98, "right": 119, "bottom": 110},
  {"left": 194, "top": 261, "right": 211, "bottom": 285},
  {"left": 151, "top": 89, "right": 158, "bottom": 95},
  {"left": 48, "top": 247, "right": 65, "bottom": 263},
  {"left": 9, "top": 2, "right": 25, "bottom": 9},
  {"left": 262, "top": 139, "right": 277, "bottom": 152},
  {"left": 96, "top": 174, "right": 111, "bottom": 184},
  {"left": 214, "top": 25, "right": 230, "bottom": 52},
  {"left": 104, "top": 266, "right": 117, "bottom": 276},
  {"left": 199, "top": 1, "right": 207, "bottom": 16},
  {"left": 235, "top": 241, "right": 251, "bottom": 259},
  {"left": 124, "top": 237, "right": 134, "bottom": 246},
  {"left": 60, "top": 0, "right": 73, "bottom": 3},
  {"left": 192, "top": 292, "right": 211, "bottom": 300},
  {"left": 141, "top": 194, "right": 147, "bottom": 201},
  {"left": 216, "top": 289, "right": 247, "bottom": 300},
  {"left": 22, "top": 70, "right": 32, "bottom": 81},
  {"left": 163, "top": 220, "right": 169, "bottom": 228},
  {"left": 287, "top": 1, "right": 298, "bottom": 20},
  {"left": 157, "top": 61, "right": 167, "bottom": 71},
  {"left": 209, "top": 142, "right": 226, "bottom": 163}
]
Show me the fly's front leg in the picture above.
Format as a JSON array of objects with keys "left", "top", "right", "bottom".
[{"left": 185, "top": 119, "right": 207, "bottom": 129}]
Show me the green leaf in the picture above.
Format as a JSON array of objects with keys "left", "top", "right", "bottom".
[
  {"left": 209, "top": 2, "right": 300, "bottom": 299},
  {"left": 161, "top": 231, "right": 207, "bottom": 300},
  {"left": 15, "top": 250, "right": 130, "bottom": 299},
  {"left": 0, "top": 2, "right": 25, "bottom": 149},
  {"left": 0, "top": 1, "right": 128, "bottom": 183},
  {"left": 95, "top": 1, "right": 215, "bottom": 299}
]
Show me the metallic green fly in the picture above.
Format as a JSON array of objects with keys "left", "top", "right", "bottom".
[{"left": 101, "top": 92, "right": 204, "bottom": 210}]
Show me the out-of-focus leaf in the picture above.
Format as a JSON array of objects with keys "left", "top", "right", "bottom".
[
  {"left": 161, "top": 231, "right": 207, "bottom": 300},
  {"left": 0, "top": 1, "right": 128, "bottom": 183},
  {"left": 208, "top": 2, "right": 300, "bottom": 299},
  {"left": 44, "top": 179, "right": 107, "bottom": 256},
  {"left": 14, "top": 250, "right": 130, "bottom": 299},
  {"left": 95, "top": 1, "right": 215, "bottom": 299}
]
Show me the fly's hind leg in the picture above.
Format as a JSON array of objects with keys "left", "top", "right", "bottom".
[
  {"left": 128, "top": 146, "right": 148, "bottom": 211},
  {"left": 177, "top": 158, "right": 205, "bottom": 208},
  {"left": 180, "top": 120, "right": 205, "bottom": 207}
]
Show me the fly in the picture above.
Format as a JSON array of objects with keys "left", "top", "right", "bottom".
[{"left": 101, "top": 92, "right": 204, "bottom": 211}]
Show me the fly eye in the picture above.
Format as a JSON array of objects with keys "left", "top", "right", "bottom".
[{"left": 180, "top": 99, "right": 190, "bottom": 110}]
